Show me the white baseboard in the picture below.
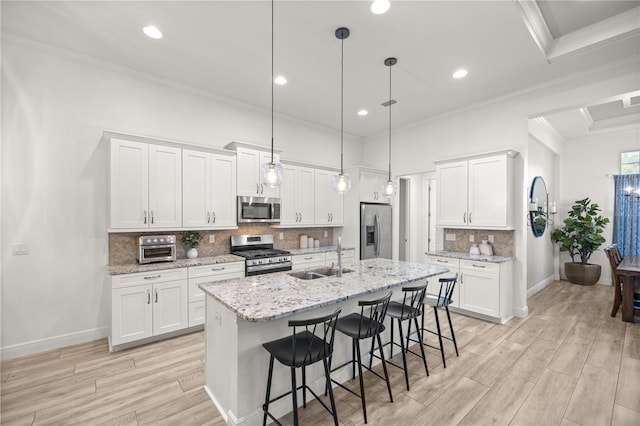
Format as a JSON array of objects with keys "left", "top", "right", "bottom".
[
  {"left": 512, "top": 306, "right": 529, "bottom": 318},
  {"left": 527, "top": 275, "right": 555, "bottom": 298},
  {"left": 1, "top": 326, "right": 109, "bottom": 360}
]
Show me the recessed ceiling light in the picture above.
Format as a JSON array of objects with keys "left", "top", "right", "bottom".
[
  {"left": 274, "top": 75, "right": 287, "bottom": 85},
  {"left": 358, "top": 110, "right": 369, "bottom": 116},
  {"left": 453, "top": 69, "right": 468, "bottom": 79},
  {"left": 143, "top": 25, "right": 163, "bottom": 39},
  {"left": 371, "top": 0, "right": 390, "bottom": 15}
]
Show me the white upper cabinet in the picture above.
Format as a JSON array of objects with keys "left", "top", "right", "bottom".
[
  {"left": 314, "top": 169, "right": 343, "bottom": 226},
  {"left": 235, "top": 147, "right": 280, "bottom": 198},
  {"left": 360, "top": 170, "right": 388, "bottom": 203},
  {"left": 436, "top": 150, "right": 517, "bottom": 229},
  {"left": 182, "top": 149, "right": 237, "bottom": 229},
  {"left": 280, "top": 164, "right": 315, "bottom": 226},
  {"left": 110, "top": 138, "right": 182, "bottom": 229}
]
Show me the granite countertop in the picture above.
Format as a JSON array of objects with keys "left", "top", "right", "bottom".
[
  {"left": 427, "top": 250, "right": 514, "bottom": 263},
  {"left": 288, "top": 245, "right": 355, "bottom": 256},
  {"left": 107, "top": 254, "right": 245, "bottom": 275},
  {"left": 199, "top": 258, "right": 448, "bottom": 322}
]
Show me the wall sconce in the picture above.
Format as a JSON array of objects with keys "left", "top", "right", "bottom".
[{"left": 624, "top": 186, "right": 640, "bottom": 199}]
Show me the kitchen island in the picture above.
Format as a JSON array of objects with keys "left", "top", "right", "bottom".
[{"left": 199, "top": 258, "right": 448, "bottom": 426}]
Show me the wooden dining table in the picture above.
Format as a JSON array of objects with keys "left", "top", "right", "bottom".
[{"left": 617, "top": 256, "right": 640, "bottom": 322}]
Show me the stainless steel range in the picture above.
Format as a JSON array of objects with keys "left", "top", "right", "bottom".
[{"left": 230, "top": 234, "right": 292, "bottom": 276}]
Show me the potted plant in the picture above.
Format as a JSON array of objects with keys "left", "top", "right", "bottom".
[
  {"left": 550, "top": 198, "right": 610, "bottom": 285},
  {"left": 182, "top": 231, "right": 203, "bottom": 259}
]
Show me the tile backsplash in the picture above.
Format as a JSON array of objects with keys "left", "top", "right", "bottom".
[
  {"left": 109, "top": 225, "right": 334, "bottom": 265},
  {"left": 442, "top": 229, "right": 514, "bottom": 257}
]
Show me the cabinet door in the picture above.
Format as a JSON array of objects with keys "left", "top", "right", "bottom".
[
  {"left": 211, "top": 153, "right": 237, "bottom": 228},
  {"left": 182, "top": 149, "right": 212, "bottom": 228},
  {"left": 110, "top": 139, "right": 149, "bottom": 229},
  {"left": 360, "top": 171, "right": 385, "bottom": 203},
  {"left": 152, "top": 280, "right": 188, "bottom": 336},
  {"left": 280, "top": 164, "right": 298, "bottom": 225},
  {"left": 236, "top": 147, "right": 261, "bottom": 196},
  {"left": 297, "top": 166, "right": 315, "bottom": 225},
  {"left": 314, "top": 170, "right": 330, "bottom": 225},
  {"left": 259, "top": 151, "right": 281, "bottom": 198},
  {"left": 328, "top": 185, "right": 344, "bottom": 225},
  {"left": 436, "top": 161, "right": 468, "bottom": 226},
  {"left": 148, "top": 144, "right": 182, "bottom": 228},
  {"left": 468, "top": 155, "right": 507, "bottom": 227},
  {"left": 112, "top": 285, "right": 153, "bottom": 345},
  {"left": 459, "top": 268, "right": 499, "bottom": 317}
]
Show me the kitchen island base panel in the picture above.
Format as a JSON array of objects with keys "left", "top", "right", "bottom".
[{"left": 204, "top": 289, "right": 419, "bottom": 426}]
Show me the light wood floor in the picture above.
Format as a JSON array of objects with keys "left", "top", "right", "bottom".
[{"left": 1, "top": 281, "right": 639, "bottom": 425}]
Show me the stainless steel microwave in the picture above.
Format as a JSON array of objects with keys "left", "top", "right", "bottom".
[{"left": 237, "top": 196, "right": 281, "bottom": 223}]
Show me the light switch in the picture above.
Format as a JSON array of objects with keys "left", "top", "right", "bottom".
[
  {"left": 12, "top": 244, "right": 29, "bottom": 255},
  {"left": 488, "top": 235, "right": 494, "bottom": 243},
  {"left": 209, "top": 235, "right": 215, "bottom": 243},
  {"left": 279, "top": 232, "right": 284, "bottom": 240},
  {"left": 324, "top": 231, "right": 328, "bottom": 238},
  {"left": 469, "top": 235, "right": 475, "bottom": 242},
  {"left": 445, "top": 234, "right": 456, "bottom": 241}
]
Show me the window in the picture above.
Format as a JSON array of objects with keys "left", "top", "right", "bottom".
[{"left": 621, "top": 150, "right": 640, "bottom": 174}]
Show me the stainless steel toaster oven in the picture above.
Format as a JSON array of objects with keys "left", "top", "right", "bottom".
[{"left": 138, "top": 235, "right": 176, "bottom": 264}]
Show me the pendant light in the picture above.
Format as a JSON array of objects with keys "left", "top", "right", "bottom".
[
  {"left": 382, "top": 57, "right": 397, "bottom": 198},
  {"left": 333, "top": 27, "right": 351, "bottom": 194},
  {"left": 262, "top": 0, "right": 284, "bottom": 188}
]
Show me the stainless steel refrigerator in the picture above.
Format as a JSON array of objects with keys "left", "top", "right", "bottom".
[{"left": 360, "top": 203, "right": 392, "bottom": 260}]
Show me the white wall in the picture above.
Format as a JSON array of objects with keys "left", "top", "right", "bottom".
[
  {"left": 558, "top": 127, "right": 639, "bottom": 285},
  {"left": 362, "top": 59, "right": 640, "bottom": 317},
  {"left": 526, "top": 137, "right": 558, "bottom": 292},
  {"left": 0, "top": 37, "right": 363, "bottom": 357}
]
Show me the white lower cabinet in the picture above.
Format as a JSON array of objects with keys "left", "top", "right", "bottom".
[
  {"left": 186, "top": 262, "right": 244, "bottom": 326},
  {"left": 292, "top": 250, "right": 356, "bottom": 271},
  {"left": 111, "top": 268, "right": 188, "bottom": 348},
  {"left": 426, "top": 255, "right": 513, "bottom": 322},
  {"left": 424, "top": 256, "right": 460, "bottom": 308}
]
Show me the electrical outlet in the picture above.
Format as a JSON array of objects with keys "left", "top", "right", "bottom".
[
  {"left": 324, "top": 231, "right": 328, "bottom": 238},
  {"left": 12, "top": 244, "right": 29, "bottom": 255},
  {"left": 208, "top": 235, "right": 215, "bottom": 244},
  {"left": 445, "top": 233, "right": 456, "bottom": 241},
  {"left": 469, "top": 235, "right": 475, "bottom": 242},
  {"left": 488, "top": 235, "right": 494, "bottom": 243},
  {"left": 279, "top": 232, "right": 284, "bottom": 240}
]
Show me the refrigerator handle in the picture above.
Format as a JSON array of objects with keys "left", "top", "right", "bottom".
[{"left": 374, "top": 213, "right": 380, "bottom": 257}]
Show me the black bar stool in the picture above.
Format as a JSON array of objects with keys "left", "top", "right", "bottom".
[
  {"left": 415, "top": 274, "right": 459, "bottom": 368},
  {"left": 262, "top": 309, "right": 341, "bottom": 426},
  {"left": 370, "top": 282, "right": 429, "bottom": 390},
  {"left": 329, "top": 292, "right": 393, "bottom": 424}
]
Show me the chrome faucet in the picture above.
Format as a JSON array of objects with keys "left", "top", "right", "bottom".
[{"left": 336, "top": 236, "right": 342, "bottom": 277}]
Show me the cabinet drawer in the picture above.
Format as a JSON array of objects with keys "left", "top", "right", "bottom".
[
  {"left": 188, "top": 262, "right": 244, "bottom": 279},
  {"left": 427, "top": 256, "right": 460, "bottom": 268},
  {"left": 461, "top": 260, "right": 499, "bottom": 274},
  {"left": 293, "top": 253, "right": 325, "bottom": 264},
  {"left": 112, "top": 268, "right": 187, "bottom": 289}
]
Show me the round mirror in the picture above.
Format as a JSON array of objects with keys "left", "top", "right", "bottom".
[{"left": 529, "top": 176, "right": 548, "bottom": 237}]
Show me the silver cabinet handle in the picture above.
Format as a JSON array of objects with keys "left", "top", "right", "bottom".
[
  {"left": 150, "top": 210, "right": 155, "bottom": 224},
  {"left": 460, "top": 273, "right": 463, "bottom": 284},
  {"left": 260, "top": 184, "right": 264, "bottom": 194},
  {"left": 463, "top": 212, "right": 467, "bottom": 223},
  {"left": 469, "top": 212, "right": 472, "bottom": 223},
  {"left": 144, "top": 275, "right": 161, "bottom": 280},
  {"left": 328, "top": 212, "right": 330, "bottom": 222},
  {"left": 143, "top": 210, "right": 148, "bottom": 224},
  {"left": 147, "top": 290, "right": 151, "bottom": 304},
  {"left": 207, "top": 212, "right": 211, "bottom": 223},
  {"left": 330, "top": 213, "right": 333, "bottom": 222},
  {"left": 212, "top": 211, "right": 216, "bottom": 223},
  {"left": 211, "top": 267, "right": 225, "bottom": 271},
  {"left": 299, "top": 212, "right": 302, "bottom": 222},
  {"left": 436, "top": 259, "right": 449, "bottom": 264},
  {"left": 472, "top": 263, "right": 486, "bottom": 268},
  {"left": 154, "top": 289, "right": 158, "bottom": 303},
  {"left": 256, "top": 183, "right": 260, "bottom": 194},
  {"left": 304, "top": 256, "right": 313, "bottom": 260}
]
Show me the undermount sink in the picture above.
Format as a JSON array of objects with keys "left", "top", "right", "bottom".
[{"left": 289, "top": 267, "right": 354, "bottom": 280}]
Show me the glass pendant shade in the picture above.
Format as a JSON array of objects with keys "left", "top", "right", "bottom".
[
  {"left": 332, "top": 173, "right": 351, "bottom": 194},
  {"left": 382, "top": 179, "right": 397, "bottom": 197},
  {"left": 262, "top": 161, "right": 283, "bottom": 188}
]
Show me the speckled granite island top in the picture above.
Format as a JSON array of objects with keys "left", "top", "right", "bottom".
[
  {"left": 107, "top": 254, "right": 244, "bottom": 275},
  {"left": 288, "top": 246, "right": 355, "bottom": 256},
  {"left": 199, "top": 258, "right": 448, "bottom": 322},
  {"left": 427, "top": 250, "right": 514, "bottom": 263}
]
